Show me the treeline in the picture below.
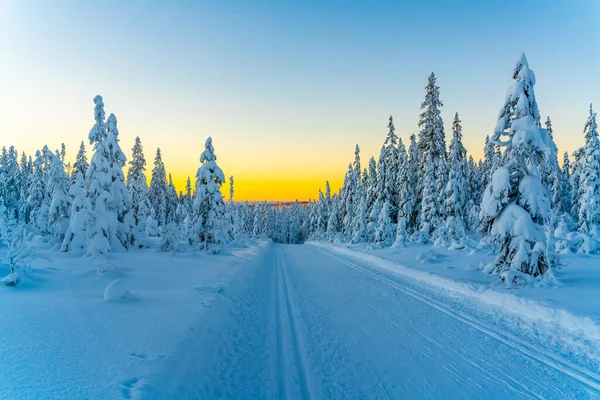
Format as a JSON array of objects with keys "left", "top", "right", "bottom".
[{"left": 305, "top": 53, "right": 599, "bottom": 285}]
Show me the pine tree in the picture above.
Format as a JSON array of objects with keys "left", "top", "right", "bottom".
[
  {"left": 3, "top": 146, "right": 21, "bottom": 214},
  {"left": 60, "top": 172, "right": 90, "bottom": 251},
  {"left": 166, "top": 173, "right": 180, "bottom": 223},
  {"left": 417, "top": 73, "right": 446, "bottom": 238},
  {"left": 570, "top": 147, "right": 584, "bottom": 223},
  {"left": 26, "top": 150, "right": 50, "bottom": 233},
  {"left": 467, "top": 155, "right": 483, "bottom": 231},
  {"left": 444, "top": 113, "right": 469, "bottom": 246},
  {"left": 326, "top": 196, "right": 342, "bottom": 240},
  {"left": 480, "top": 53, "right": 555, "bottom": 283},
  {"left": 407, "top": 133, "right": 420, "bottom": 232},
  {"left": 63, "top": 97, "right": 133, "bottom": 255},
  {"left": 105, "top": 114, "right": 134, "bottom": 249},
  {"left": 149, "top": 148, "right": 168, "bottom": 227},
  {"left": 482, "top": 135, "right": 496, "bottom": 188},
  {"left": 576, "top": 104, "right": 600, "bottom": 236},
  {"left": 374, "top": 201, "right": 394, "bottom": 246},
  {"left": 71, "top": 141, "right": 89, "bottom": 181},
  {"left": 127, "top": 137, "right": 152, "bottom": 235},
  {"left": 84, "top": 111, "right": 134, "bottom": 255},
  {"left": 350, "top": 145, "right": 366, "bottom": 240},
  {"left": 561, "top": 152, "right": 573, "bottom": 218},
  {"left": 365, "top": 157, "right": 378, "bottom": 227},
  {"left": 18, "top": 153, "right": 31, "bottom": 221},
  {"left": 46, "top": 150, "right": 72, "bottom": 241},
  {"left": 382, "top": 116, "right": 400, "bottom": 223},
  {"left": 395, "top": 135, "right": 414, "bottom": 246},
  {"left": 192, "top": 137, "right": 226, "bottom": 251},
  {"left": 351, "top": 190, "right": 367, "bottom": 243},
  {"left": 341, "top": 163, "right": 355, "bottom": 236}
]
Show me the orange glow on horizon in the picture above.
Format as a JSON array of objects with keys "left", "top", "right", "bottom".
[{"left": 170, "top": 175, "right": 343, "bottom": 202}]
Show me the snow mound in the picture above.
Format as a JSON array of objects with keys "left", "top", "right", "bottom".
[
  {"left": 416, "top": 250, "right": 446, "bottom": 264},
  {"left": 103, "top": 279, "right": 133, "bottom": 301}
]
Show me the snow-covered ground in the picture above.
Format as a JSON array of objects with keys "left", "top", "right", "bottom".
[
  {"left": 2, "top": 241, "right": 600, "bottom": 399},
  {"left": 312, "top": 240, "right": 600, "bottom": 325},
  {"left": 0, "top": 241, "right": 267, "bottom": 399},
  {"left": 309, "top": 241, "right": 600, "bottom": 378}
]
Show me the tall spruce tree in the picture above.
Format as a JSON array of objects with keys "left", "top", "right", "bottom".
[
  {"left": 149, "top": 148, "right": 168, "bottom": 228},
  {"left": 576, "top": 104, "right": 600, "bottom": 236},
  {"left": 127, "top": 137, "right": 152, "bottom": 235},
  {"left": 444, "top": 113, "right": 469, "bottom": 246},
  {"left": 192, "top": 137, "right": 226, "bottom": 251},
  {"left": 417, "top": 73, "right": 446, "bottom": 238},
  {"left": 480, "top": 53, "right": 555, "bottom": 283},
  {"left": 71, "top": 141, "right": 89, "bottom": 182}
]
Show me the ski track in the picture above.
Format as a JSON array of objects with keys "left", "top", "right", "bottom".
[
  {"left": 275, "top": 246, "right": 312, "bottom": 400},
  {"left": 317, "top": 248, "right": 600, "bottom": 393},
  {"left": 141, "top": 243, "right": 600, "bottom": 399}
]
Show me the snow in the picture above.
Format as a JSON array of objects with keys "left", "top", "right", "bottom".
[
  {"left": 144, "top": 243, "right": 600, "bottom": 398},
  {"left": 103, "top": 279, "right": 133, "bottom": 301},
  {"left": 0, "top": 240, "right": 266, "bottom": 398},
  {"left": 309, "top": 241, "right": 600, "bottom": 365}
]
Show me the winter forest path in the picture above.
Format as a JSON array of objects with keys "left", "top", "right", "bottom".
[{"left": 142, "top": 244, "right": 600, "bottom": 399}]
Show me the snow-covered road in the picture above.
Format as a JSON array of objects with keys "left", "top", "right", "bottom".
[{"left": 143, "top": 244, "right": 600, "bottom": 399}]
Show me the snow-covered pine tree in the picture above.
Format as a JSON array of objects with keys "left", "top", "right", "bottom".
[
  {"left": 149, "top": 148, "right": 168, "bottom": 228},
  {"left": 84, "top": 110, "right": 134, "bottom": 256},
  {"left": 444, "top": 112, "right": 469, "bottom": 247},
  {"left": 467, "top": 155, "right": 483, "bottom": 232},
  {"left": 46, "top": 150, "right": 72, "bottom": 242},
  {"left": 417, "top": 73, "right": 446, "bottom": 239},
  {"left": 341, "top": 162, "right": 355, "bottom": 237},
  {"left": 18, "top": 153, "right": 32, "bottom": 221},
  {"left": 104, "top": 114, "right": 134, "bottom": 249},
  {"left": 393, "top": 135, "right": 413, "bottom": 247},
  {"left": 127, "top": 137, "right": 152, "bottom": 235},
  {"left": 61, "top": 172, "right": 90, "bottom": 251},
  {"left": 374, "top": 201, "right": 394, "bottom": 246},
  {"left": 350, "top": 145, "right": 368, "bottom": 241},
  {"left": 26, "top": 150, "right": 50, "bottom": 234},
  {"left": 192, "top": 137, "right": 227, "bottom": 251},
  {"left": 570, "top": 147, "right": 584, "bottom": 224},
  {"left": 71, "top": 141, "right": 89, "bottom": 182},
  {"left": 2, "top": 146, "right": 21, "bottom": 215},
  {"left": 351, "top": 189, "right": 368, "bottom": 243},
  {"left": 326, "top": 195, "right": 342, "bottom": 240},
  {"left": 166, "top": 173, "right": 179, "bottom": 224},
  {"left": 407, "top": 133, "right": 420, "bottom": 232},
  {"left": 576, "top": 104, "right": 600, "bottom": 237},
  {"left": 88, "top": 95, "right": 106, "bottom": 144},
  {"left": 382, "top": 116, "right": 400, "bottom": 223},
  {"left": 365, "top": 157, "right": 378, "bottom": 232},
  {"left": 367, "top": 151, "right": 384, "bottom": 240},
  {"left": 184, "top": 176, "right": 193, "bottom": 215},
  {"left": 480, "top": 53, "right": 555, "bottom": 283},
  {"left": 63, "top": 97, "right": 134, "bottom": 255},
  {"left": 482, "top": 135, "right": 495, "bottom": 187},
  {"left": 561, "top": 152, "right": 573, "bottom": 218},
  {"left": 224, "top": 176, "right": 236, "bottom": 241}
]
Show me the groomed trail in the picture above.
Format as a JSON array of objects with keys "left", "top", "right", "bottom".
[{"left": 141, "top": 244, "right": 600, "bottom": 399}]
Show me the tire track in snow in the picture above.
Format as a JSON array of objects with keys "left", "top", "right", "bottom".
[
  {"left": 275, "top": 246, "right": 312, "bottom": 400},
  {"left": 317, "top": 248, "right": 600, "bottom": 394}
]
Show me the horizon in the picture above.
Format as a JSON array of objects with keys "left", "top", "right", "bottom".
[{"left": 0, "top": 0, "right": 598, "bottom": 201}]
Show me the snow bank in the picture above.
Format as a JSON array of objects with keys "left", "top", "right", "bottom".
[{"left": 309, "top": 242, "right": 600, "bottom": 360}]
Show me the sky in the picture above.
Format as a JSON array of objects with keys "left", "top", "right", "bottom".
[{"left": 0, "top": 0, "right": 598, "bottom": 201}]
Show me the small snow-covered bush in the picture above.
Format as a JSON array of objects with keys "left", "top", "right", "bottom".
[{"left": 103, "top": 279, "right": 133, "bottom": 301}]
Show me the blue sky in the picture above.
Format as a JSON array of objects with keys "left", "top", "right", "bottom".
[{"left": 0, "top": 0, "right": 598, "bottom": 200}]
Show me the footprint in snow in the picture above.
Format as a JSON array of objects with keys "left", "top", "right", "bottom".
[
  {"left": 129, "top": 352, "right": 147, "bottom": 360},
  {"left": 121, "top": 377, "right": 141, "bottom": 399}
]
